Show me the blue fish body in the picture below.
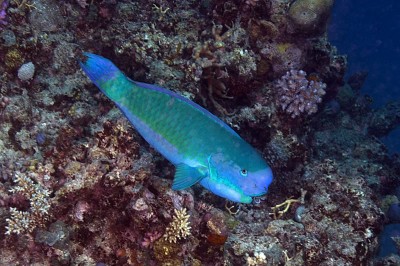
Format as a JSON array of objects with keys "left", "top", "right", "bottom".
[{"left": 80, "top": 53, "right": 273, "bottom": 203}]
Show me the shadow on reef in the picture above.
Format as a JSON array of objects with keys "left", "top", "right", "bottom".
[{"left": 0, "top": 0, "right": 399, "bottom": 265}]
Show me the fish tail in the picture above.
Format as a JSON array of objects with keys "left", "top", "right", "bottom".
[{"left": 79, "top": 52, "right": 125, "bottom": 91}]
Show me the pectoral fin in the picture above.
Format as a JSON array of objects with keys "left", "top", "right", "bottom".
[{"left": 172, "top": 164, "right": 206, "bottom": 190}]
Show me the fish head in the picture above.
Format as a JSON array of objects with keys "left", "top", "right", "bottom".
[{"left": 204, "top": 152, "right": 273, "bottom": 203}]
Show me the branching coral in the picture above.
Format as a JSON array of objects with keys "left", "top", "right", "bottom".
[
  {"left": 275, "top": 69, "right": 326, "bottom": 118},
  {"left": 246, "top": 251, "right": 267, "bottom": 266},
  {"left": 163, "top": 208, "right": 191, "bottom": 243},
  {"left": 5, "top": 171, "right": 51, "bottom": 234}
]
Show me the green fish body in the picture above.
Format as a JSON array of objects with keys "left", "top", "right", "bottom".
[{"left": 80, "top": 53, "right": 273, "bottom": 203}]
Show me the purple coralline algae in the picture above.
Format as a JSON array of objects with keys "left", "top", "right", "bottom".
[
  {"left": 275, "top": 69, "right": 326, "bottom": 118},
  {"left": 0, "top": 0, "right": 8, "bottom": 28}
]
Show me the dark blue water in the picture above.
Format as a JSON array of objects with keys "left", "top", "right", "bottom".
[{"left": 328, "top": 0, "right": 400, "bottom": 154}]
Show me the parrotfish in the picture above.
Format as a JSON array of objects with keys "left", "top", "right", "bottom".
[{"left": 80, "top": 53, "right": 273, "bottom": 203}]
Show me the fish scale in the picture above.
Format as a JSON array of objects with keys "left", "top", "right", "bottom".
[
  {"left": 133, "top": 86, "right": 223, "bottom": 157},
  {"left": 80, "top": 53, "right": 273, "bottom": 203}
]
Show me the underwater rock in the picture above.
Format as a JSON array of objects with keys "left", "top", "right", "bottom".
[
  {"left": 28, "top": 0, "right": 65, "bottom": 32},
  {"left": 35, "top": 220, "right": 70, "bottom": 248},
  {"left": 204, "top": 209, "right": 230, "bottom": 246},
  {"left": 0, "top": 30, "right": 16, "bottom": 47},
  {"left": 322, "top": 99, "right": 341, "bottom": 116},
  {"left": 348, "top": 71, "right": 368, "bottom": 91},
  {"left": 294, "top": 205, "right": 306, "bottom": 223},
  {"left": 368, "top": 102, "right": 400, "bottom": 137}
]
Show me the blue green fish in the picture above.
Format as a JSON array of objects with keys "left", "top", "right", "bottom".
[{"left": 80, "top": 53, "right": 273, "bottom": 203}]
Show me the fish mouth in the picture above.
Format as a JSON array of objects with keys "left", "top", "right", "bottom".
[
  {"left": 249, "top": 192, "right": 267, "bottom": 197},
  {"left": 247, "top": 186, "right": 269, "bottom": 197}
]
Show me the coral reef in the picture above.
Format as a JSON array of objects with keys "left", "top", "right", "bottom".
[{"left": 0, "top": 0, "right": 398, "bottom": 264}]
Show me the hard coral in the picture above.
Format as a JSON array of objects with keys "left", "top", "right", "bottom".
[
  {"left": 6, "top": 171, "right": 51, "bottom": 235},
  {"left": 17, "top": 62, "right": 35, "bottom": 81},
  {"left": 4, "top": 49, "right": 23, "bottom": 70},
  {"left": 288, "top": 0, "right": 334, "bottom": 34},
  {"left": 246, "top": 251, "right": 267, "bottom": 266},
  {"left": 163, "top": 208, "right": 191, "bottom": 243},
  {"left": 275, "top": 69, "right": 326, "bottom": 118}
]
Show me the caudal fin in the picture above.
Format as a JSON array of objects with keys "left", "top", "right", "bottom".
[{"left": 79, "top": 53, "right": 122, "bottom": 89}]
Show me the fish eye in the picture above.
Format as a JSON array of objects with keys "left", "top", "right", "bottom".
[{"left": 240, "top": 169, "right": 248, "bottom": 176}]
